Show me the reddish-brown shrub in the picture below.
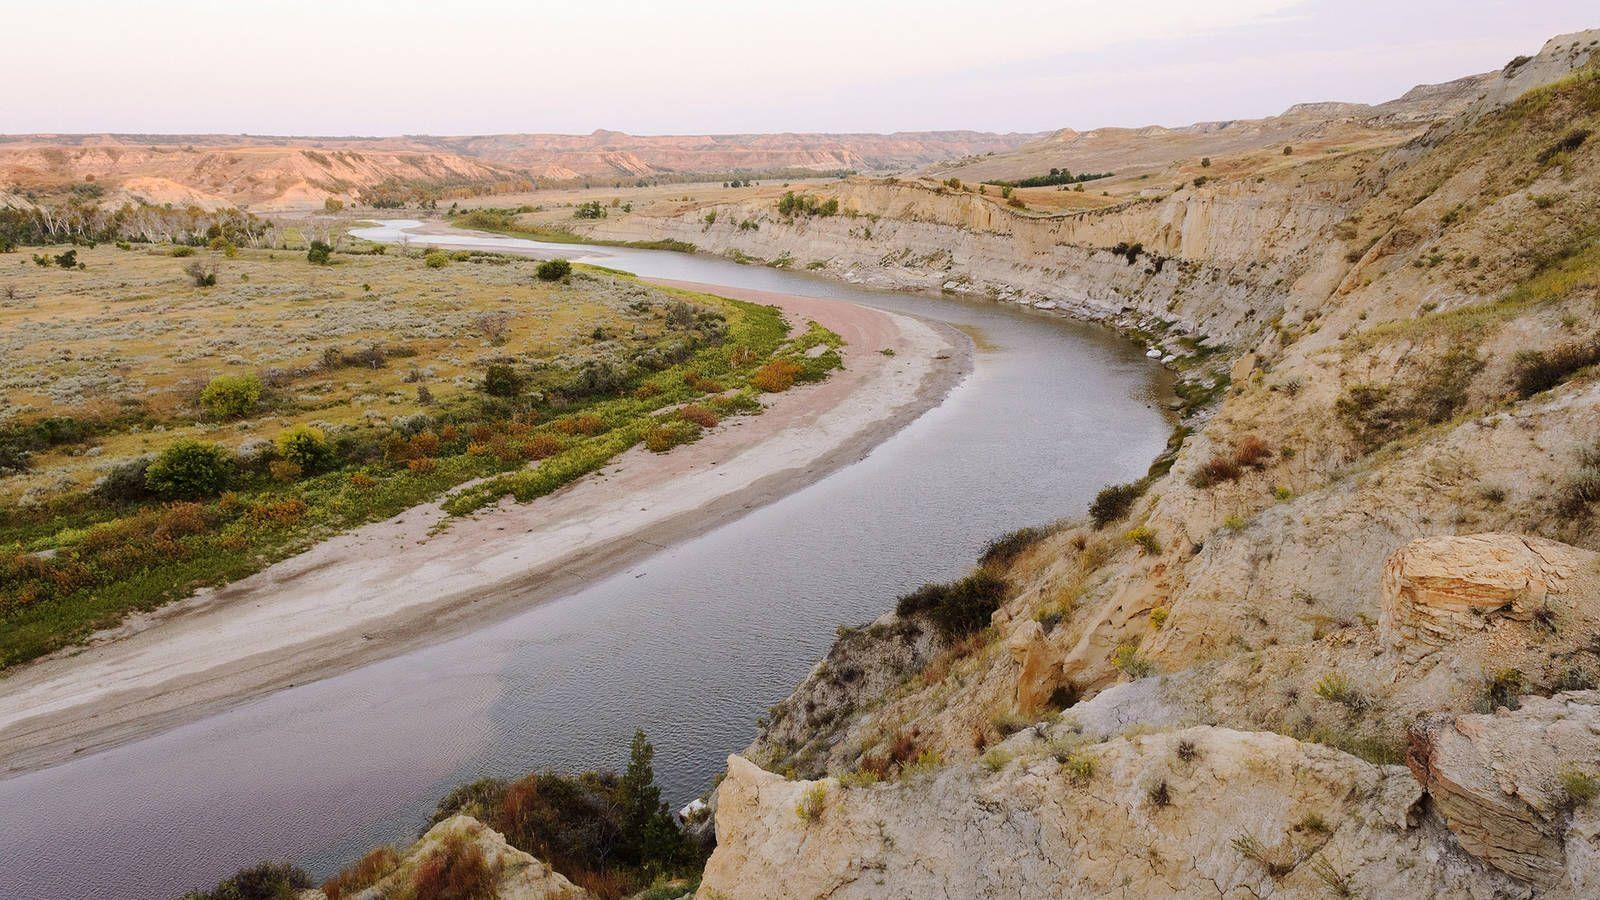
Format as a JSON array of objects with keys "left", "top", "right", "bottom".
[
  {"left": 887, "top": 730, "right": 920, "bottom": 766},
  {"left": 249, "top": 497, "right": 309, "bottom": 525},
  {"left": 321, "top": 846, "right": 400, "bottom": 900},
  {"left": 678, "top": 404, "right": 719, "bottom": 428},
  {"left": 633, "top": 383, "right": 663, "bottom": 399},
  {"left": 1232, "top": 435, "right": 1273, "bottom": 469},
  {"left": 410, "top": 431, "right": 441, "bottom": 458},
  {"left": 520, "top": 434, "right": 565, "bottom": 460},
  {"left": 553, "top": 414, "right": 606, "bottom": 436},
  {"left": 1189, "top": 454, "right": 1242, "bottom": 488},
  {"left": 348, "top": 471, "right": 377, "bottom": 489},
  {"left": 752, "top": 359, "right": 803, "bottom": 393},
  {"left": 470, "top": 424, "right": 495, "bottom": 443},
  {"left": 410, "top": 832, "right": 498, "bottom": 900},
  {"left": 154, "top": 502, "right": 211, "bottom": 540},
  {"left": 408, "top": 457, "right": 438, "bottom": 475},
  {"left": 439, "top": 424, "right": 460, "bottom": 443}
]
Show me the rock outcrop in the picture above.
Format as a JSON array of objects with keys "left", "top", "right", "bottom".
[
  {"left": 701, "top": 728, "right": 1525, "bottom": 899},
  {"left": 1381, "top": 533, "right": 1595, "bottom": 661},
  {"left": 1409, "top": 692, "right": 1600, "bottom": 889},
  {"left": 339, "top": 815, "right": 587, "bottom": 900}
]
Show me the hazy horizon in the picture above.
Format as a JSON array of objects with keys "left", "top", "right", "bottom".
[{"left": 5, "top": 1, "right": 1597, "bottom": 137}]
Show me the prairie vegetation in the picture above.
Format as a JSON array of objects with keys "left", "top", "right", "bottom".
[{"left": 0, "top": 242, "right": 841, "bottom": 667}]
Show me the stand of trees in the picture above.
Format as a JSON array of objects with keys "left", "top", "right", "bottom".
[{"left": 986, "top": 168, "right": 1112, "bottom": 189}]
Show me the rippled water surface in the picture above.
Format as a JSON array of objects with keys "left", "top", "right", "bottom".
[{"left": 0, "top": 222, "right": 1173, "bottom": 899}]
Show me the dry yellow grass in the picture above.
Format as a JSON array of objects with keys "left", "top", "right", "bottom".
[{"left": 0, "top": 244, "right": 667, "bottom": 502}]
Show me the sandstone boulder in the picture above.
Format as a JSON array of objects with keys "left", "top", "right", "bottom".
[{"left": 1379, "top": 533, "right": 1592, "bottom": 661}]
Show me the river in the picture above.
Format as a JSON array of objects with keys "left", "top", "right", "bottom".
[{"left": 0, "top": 221, "right": 1173, "bottom": 899}]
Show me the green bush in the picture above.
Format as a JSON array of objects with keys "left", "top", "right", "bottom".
[
  {"left": 275, "top": 424, "right": 332, "bottom": 473},
  {"left": 895, "top": 571, "right": 1008, "bottom": 638},
  {"left": 307, "top": 240, "right": 333, "bottom": 264},
  {"left": 423, "top": 251, "right": 449, "bottom": 268},
  {"left": 536, "top": 258, "right": 572, "bottom": 281},
  {"left": 980, "top": 525, "right": 1053, "bottom": 568},
  {"left": 482, "top": 364, "right": 523, "bottom": 397},
  {"left": 1089, "top": 480, "right": 1146, "bottom": 527},
  {"left": 1510, "top": 341, "right": 1600, "bottom": 398},
  {"left": 145, "top": 439, "right": 233, "bottom": 499},
  {"left": 182, "top": 862, "right": 312, "bottom": 900},
  {"left": 199, "top": 374, "right": 263, "bottom": 419}
]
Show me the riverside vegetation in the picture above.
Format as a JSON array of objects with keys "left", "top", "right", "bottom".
[{"left": 0, "top": 240, "right": 841, "bottom": 668}]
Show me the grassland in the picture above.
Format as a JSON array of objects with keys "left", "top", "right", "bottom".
[{"left": 0, "top": 242, "right": 840, "bottom": 668}]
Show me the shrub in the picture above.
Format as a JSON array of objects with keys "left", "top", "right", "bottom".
[
  {"left": 1335, "top": 383, "right": 1407, "bottom": 452},
  {"left": 268, "top": 459, "right": 302, "bottom": 482},
  {"left": 184, "top": 260, "right": 217, "bottom": 286},
  {"left": 93, "top": 456, "right": 154, "bottom": 503},
  {"left": 482, "top": 364, "right": 523, "bottom": 397},
  {"left": 200, "top": 374, "right": 263, "bottom": 419},
  {"left": 146, "top": 440, "right": 232, "bottom": 499},
  {"left": 410, "top": 832, "right": 499, "bottom": 900},
  {"left": 795, "top": 784, "right": 827, "bottom": 822},
  {"left": 1562, "top": 768, "right": 1600, "bottom": 808},
  {"left": 186, "top": 861, "right": 312, "bottom": 900},
  {"left": 1481, "top": 667, "right": 1524, "bottom": 711},
  {"left": 1189, "top": 454, "right": 1242, "bottom": 488},
  {"left": 275, "top": 424, "right": 331, "bottom": 473},
  {"left": 1113, "top": 642, "right": 1153, "bottom": 678},
  {"left": 321, "top": 846, "right": 400, "bottom": 900},
  {"left": 1314, "top": 672, "right": 1370, "bottom": 713},
  {"left": 979, "top": 525, "right": 1052, "bottom": 567},
  {"left": 424, "top": 251, "right": 450, "bottom": 268},
  {"left": 1509, "top": 341, "right": 1600, "bottom": 398},
  {"left": 307, "top": 240, "right": 333, "bottom": 264},
  {"left": 751, "top": 359, "right": 803, "bottom": 392},
  {"left": 1061, "top": 751, "right": 1096, "bottom": 784},
  {"left": 170, "top": 245, "right": 195, "bottom": 258},
  {"left": 1089, "top": 480, "right": 1145, "bottom": 528},
  {"left": 678, "top": 404, "right": 719, "bottom": 428},
  {"left": 1125, "top": 526, "right": 1161, "bottom": 555},
  {"left": 645, "top": 420, "right": 700, "bottom": 453},
  {"left": 537, "top": 258, "right": 572, "bottom": 282},
  {"left": 553, "top": 414, "right": 606, "bottom": 436},
  {"left": 895, "top": 571, "right": 1008, "bottom": 638}
]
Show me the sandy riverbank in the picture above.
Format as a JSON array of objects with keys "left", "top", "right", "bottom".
[{"left": 0, "top": 281, "right": 970, "bottom": 777}]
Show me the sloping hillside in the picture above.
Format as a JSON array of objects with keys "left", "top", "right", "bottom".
[{"left": 600, "top": 28, "right": 1600, "bottom": 898}]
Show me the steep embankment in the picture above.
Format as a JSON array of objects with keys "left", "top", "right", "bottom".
[
  {"left": 571, "top": 140, "right": 1391, "bottom": 358},
  {"left": 670, "top": 30, "right": 1600, "bottom": 898}
]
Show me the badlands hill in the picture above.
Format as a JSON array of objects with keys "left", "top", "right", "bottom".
[
  {"left": 0, "top": 130, "right": 1039, "bottom": 210},
  {"left": 266, "top": 27, "right": 1600, "bottom": 900}
]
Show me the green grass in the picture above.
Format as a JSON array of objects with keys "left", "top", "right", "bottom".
[{"left": 451, "top": 212, "right": 697, "bottom": 253}]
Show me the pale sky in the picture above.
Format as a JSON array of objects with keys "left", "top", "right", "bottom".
[{"left": 7, "top": 0, "right": 1596, "bottom": 136}]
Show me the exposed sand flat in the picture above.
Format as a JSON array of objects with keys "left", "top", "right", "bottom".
[{"left": 0, "top": 283, "right": 969, "bottom": 777}]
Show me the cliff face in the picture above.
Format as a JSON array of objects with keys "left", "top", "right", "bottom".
[{"left": 669, "top": 30, "right": 1600, "bottom": 898}]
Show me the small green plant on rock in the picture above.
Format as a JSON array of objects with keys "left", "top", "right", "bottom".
[{"left": 795, "top": 784, "right": 827, "bottom": 823}]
